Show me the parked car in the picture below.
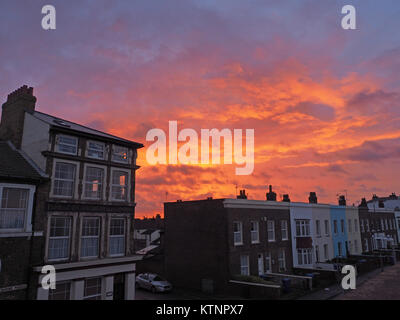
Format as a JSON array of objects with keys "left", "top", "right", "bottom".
[{"left": 136, "top": 273, "right": 173, "bottom": 293}]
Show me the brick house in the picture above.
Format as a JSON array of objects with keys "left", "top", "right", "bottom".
[
  {"left": 358, "top": 198, "right": 397, "bottom": 252},
  {"left": 0, "top": 141, "right": 47, "bottom": 299},
  {"left": 0, "top": 85, "right": 143, "bottom": 300},
  {"left": 164, "top": 194, "right": 293, "bottom": 294}
]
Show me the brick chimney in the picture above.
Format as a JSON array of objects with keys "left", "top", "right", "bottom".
[
  {"left": 237, "top": 189, "right": 247, "bottom": 199},
  {"left": 282, "top": 194, "right": 290, "bottom": 202},
  {"left": 266, "top": 185, "right": 277, "bottom": 201},
  {"left": 0, "top": 85, "right": 36, "bottom": 148},
  {"left": 309, "top": 192, "right": 317, "bottom": 204},
  {"left": 358, "top": 198, "right": 368, "bottom": 208},
  {"left": 338, "top": 195, "right": 346, "bottom": 206}
]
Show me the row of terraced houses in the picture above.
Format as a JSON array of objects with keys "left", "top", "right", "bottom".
[{"left": 164, "top": 188, "right": 400, "bottom": 294}]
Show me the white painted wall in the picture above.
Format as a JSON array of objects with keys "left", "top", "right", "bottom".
[
  {"left": 311, "top": 204, "right": 334, "bottom": 262},
  {"left": 21, "top": 112, "right": 49, "bottom": 171},
  {"left": 345, "top": 206, "right": 362, "bottom": 255}
]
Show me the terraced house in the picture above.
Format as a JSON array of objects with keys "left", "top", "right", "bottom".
[{"left": 0, "top": 85, "right": 143, "bottom": 300}]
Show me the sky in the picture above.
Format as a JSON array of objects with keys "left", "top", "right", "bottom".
[{"left": 1, "top": 0, "right": 400, "bottom": 217}]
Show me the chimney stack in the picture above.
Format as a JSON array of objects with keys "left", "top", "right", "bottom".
[
  {"left": 338, "top": 195, "right": 346, "bottom": 206},
  {"left": 237, "top": 189, "right": 247, "bottom": 199},
  {"left": 309, "top": 192, "right": 317, "bottom": 204},
  {"left": 0, "top": 85, "right": 37, "bottom": 148},
  {"left": 282, "top": 194, "right": 290, "bottom": 202},
  {"left": 358, "top": 198, "right": 368, "bottom": 208},
  {"left": 266, "top": 185, "right": 277, "bottom": 201}
]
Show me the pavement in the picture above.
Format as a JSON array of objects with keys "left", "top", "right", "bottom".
[{"left": 298, "top": 263, "right": 399, "bottom": 300}]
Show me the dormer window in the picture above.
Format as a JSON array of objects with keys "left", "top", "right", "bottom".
[
  {"left": 87, "top": 141, "right": 105, "bottom": 160},
  {"left": 112, "top": 145, "right": 129, "bottom": 163},
  {"left": 56, "top": 135, "right": 78, "bottom": 155}
]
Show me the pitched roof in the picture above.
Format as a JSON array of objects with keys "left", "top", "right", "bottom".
[
  {"left": 32, "top": 111, "right": 143, "bottom": 148},
  {"left": 0, "top": 141, "right": 47, "bottom": 181}
]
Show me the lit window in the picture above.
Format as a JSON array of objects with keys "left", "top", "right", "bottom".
[
  {"left": 87, "top": 141, "right": 105, "bottom": 159},
  {"left": 109, "top": 218, "right": 125, "bottom": 256},
  {"left": 111, "top": 171, "right": 128, "bottom": 201},
  {"left": 56, "top": 135, "right": 78, "bottom": 155},
  {"left": 0, "top": 188, "right": 29, "bottom": 230},
  {"left": 81, "top": 217, "right": 100, "bottom": 258},
  {"left": 53, "top": 162, "right": 76, "bottom": 197},
  {"left": 112, "top": 145, "right": 129, "bottom": 163},
  {"left": 84, "top": 167, "right": 104, "bottom": 199},
  {"left": 48, "top": 216, "right": 71, "bottom": 260}
]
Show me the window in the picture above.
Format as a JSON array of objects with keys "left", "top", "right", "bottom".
[
  {"left": 0, "top": 188, "right": 29, "bottom": 230},
  {"left": 315, "top": 245, "right": 320, "bottom": 262},
  {"left": 360, "top": 219, "right": 364, "bottom": 232},
  {"left": 56, "top": 135, "right": 78, "bottom": 155},
  {"left": 233, "top": 221, "right": 243, "bottom": 245},
  {"left": 83, "top": 277, "right": 102, "bottom": 300},
  {"left": 111, "top": 170, "right": 128, "bottom": 201},
  {"left": 297, "top": 249, "right": 312, "bottom": 265},
  {"left": 265, "top": 252, "right": 272, "bottom": 273},
  {"left": 53, "top": 162, "right": 76, "bottom": 197},
  {"left": 338, "top": 242, "right": 343, "bottom": 256},
  {"left": 87, "top": 141, "right": 105, "bottom": 159},
  {"left": 324, "top": 220, "right": 329, "bottom": 236},
  {"left": 250, "top": 221, "right": 259, "bottom": 244},
  {"left": 381, "top": 219, "right": 384, "bottom": 231},
  {"left": 112, "top": 145, "right": 129, "bottom": 163},
  {"left": 385, "top": 219, "right": 388, "bottom": 230},
  {"left": 324, "top": 244, "right": 328, "bottom": 260},
  {"left": 295, "top": 220, "right": 310, "bottom": 237},
  {"left": 240, "top": 255, "right": 249, "bottom": 276},
  {"left": 366, "top": 220, "right": 370, "bottom": 232},
  {"left": 354, "top": 219, "right": 358, "bottom": 232},
  {"left": 278, "top": 249, "right": 286, "bottom": 271},
  {"left": 281, "top": 220, "right": 288, "bottom": 240},
  {"left": 49, "top": 282, "right": 71, "bottom": 300},
  {"left": 81, "top": 217, "right": 100, "bottom": 258},
  {"left": 315, "top": 220, "right": 321, "bottom": 237},
  {"left": 267, "top": 220, "right": 275, "bottom": 241},
  {"left": 348, "top": 219, "right": 352, "bottom": 233},
  {"left": 348, "top": 241, "right": 352, "bottom": 254},
  {"left": 84, "top": 167, "right": 104, "bottom": 199},
  {"left": 364, "top": 238, "right": 369, "bottom": 252},
  {"left": 334, "top": 220, "right": 338, "bottom": 234},
  {"left": 340, "top": 219, "right": 345, "bottom": 233},
  {"left": 48, "top": 217, "right": 71, "bottom": 260},
  {"left": 109, "top": 218, "right": 125, "bottom": 256},
  {"left": 354, "top": 240, "right": 358, "bottom": 253}
]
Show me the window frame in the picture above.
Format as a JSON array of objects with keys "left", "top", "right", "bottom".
[
  {"left": 233, "top": 221, "right": 243, "bottom": 246},
  {"left": 56, "top": 134, "right": 78, "bottom": 155},
  {"left": 86, "top": 140, "right": 106, "bottom": 160},
  {"left": 80, "top": 217, "right": 101, "bottom": 259},
  {"left": 47, "top": 216, "right": 72, "bottom": 262},
  {"left": 108, "top": 217, "right": 126, "bottom": 257},
  {"left": 110, "top": 168, "right": 130, "bottom": 202},
  {"left": 295, "top": 220, "right": 310, "bottom": 237},
  {"left": 83, "top": 277, "right": 102, "bottom": 300},
  {"left": 267, "top": 220, "right": 275, "bottom": 242},
  {"left": 51, "top": 159, "right": 79, "bottom": 199},
  {"left": 281, "top": 220, "right": 288, "bottom": 240},
  {"left": 250, "top": 220, "right": 259, "bottom": 244},
  {"left": 82, "top": 164, "right": 107, "bottom": 200},
  {"left": 111, "top": 145, "right": 129, "bottom": 164},
  {"left": 240, "top": 255, "right": 250, "bottom": 276},
  {"left": 0, "top": 183, "right": 35, "bottom": 234}
]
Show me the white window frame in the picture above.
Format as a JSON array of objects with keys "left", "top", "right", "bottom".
[
  {"left": 267, "top": 220, "right": 275, "bottom": 242},
  {"left": 324, "top": 220, "right": 330, "bottom": 236},
  {"left": 323, "top": 244, "right": 328, "bottom": 260},
  {"left": 82, "top": 164, "right": 107, "bottom": 200},
  {"left": 297, "top": 248, "right": 312, "bottom": 265},
  {"left": 281, "top": 220, "right": 288, "bottom": 240},
  {"left": 111, "top": 145, "right": 129, "bottom": 164},
  {"left": 315, "top": 220, "right": 321, "bottom": 237},
  {"left": 80, "top": 217, "right": 101, "bottom": 259},
  {"left": 110, "top": 168, "right": 130, "bottom": 202},
  {"left": 250, "top": 220, "right": 259, "bottom": 244},
  {"left": 56, "top": 134, "right": 78, "bottom": 155},
  {"left": 86, "top": 140, "right": 106, "bottom": 160},
  {"left": 109, "top": 218, "right": 126, "bottom": 257},
  {"left": 295, "top": 220, "right": 310, "bottom": 237},
  {"left": 47, "top": 216, "right": 72, "bottom": 262},
  {"left": 278, "top": 249, "right": 286, "bottom": 271},
  {"left": 240, "top": 255, "right": 250, "bottom": 276},
  {"left": 0, "top": 184, "right": 35, "bottom": 234},
  {"left": 265, "top": 252, "right": 272, "bottom": 273},
  {"left": 233, "top": 221, "right": 243, "bottom": 246},
  {"left": 50, "top": 159, "right": 79, "bottom": 199}
]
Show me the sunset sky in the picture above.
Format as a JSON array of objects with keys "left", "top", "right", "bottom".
[{"left": 1, "top": 1, "right": 400, "bottom": 217}]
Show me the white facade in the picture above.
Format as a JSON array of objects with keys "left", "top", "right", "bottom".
[
  {"left": 311, "top": 204, "right": 334, "bottom": 263},
  {"left": 345, "top": 206, "right": 362, "bottom": 255}
]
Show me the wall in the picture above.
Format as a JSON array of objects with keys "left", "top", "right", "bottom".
[
  {"left": 311, "top": 204, "right": 334, "bottom": 262},
  {"left": 345, "top": 206, "right": 362, "bottom": 255},
  {"left": 330, "top": 206, "right": 348, "bottom": 258}
]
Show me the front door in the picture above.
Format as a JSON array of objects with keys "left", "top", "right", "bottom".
[
  {"left": 258, "top": 254, "right": 264, "bottom": 275},
  {"left": 113, "top": 274, "right": 125, "bottom": 300}
]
